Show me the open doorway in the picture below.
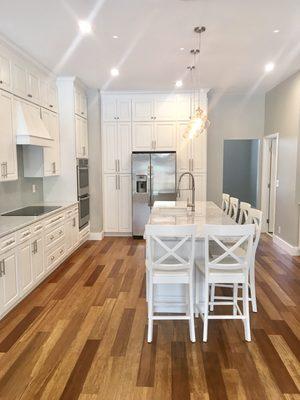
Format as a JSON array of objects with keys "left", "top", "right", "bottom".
[{"left": 261, "top": 133, "right": 279, "bottom": 234}]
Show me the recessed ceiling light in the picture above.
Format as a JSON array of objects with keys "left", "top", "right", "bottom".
[
  {"left": 265, "top": 62, "right": 275, "bottom": 73},
  {"left": 273, "top": 29, "right": 280, "bottom": 33},
  {"left": 110, "top": 68, "right": 119, "bottom": 77},
  {"left": 180, "top": 47, "right": 185, "bottom": 51},
  {"left": 78, "top": 20, "right": 92, "bottom": 34},
  {"left": 113, "top": 35, "right": 119, "bottom": 39},
  {"left": 175, "top": 80, "right": 183, "bottom": 88}
]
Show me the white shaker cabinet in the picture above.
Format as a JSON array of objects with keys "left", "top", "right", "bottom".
[
  {"left": 0, "top": 50, "right": 11, "bottom": 91},
  {"left": 103, "top": 174, "right": 119, "bottom": 232},
  {"left": 103, "top": 173, "right": 132, "bottom": 233},
  {"left": 43, "top": 110, "right": 61, "bottom": 176},
  {"left": 132, "top": 96, "right": 153, "bottom": 121},
  {"left": 176, "top": 94, "right": 191, "bottom": 121},
  {"left": 75, "top": 85, "right": 88, "bottom": 118},
  {"left": 0, "top": 91, "right": 17, "bottom": 181},
  {"left": 12, "top": 58, "right": 27, "bottom": 98},
  {"left": 132, "top": 121, "right": 176, "bottom": 151},
  {"left": 32, "top": 235, "right": 44, "bottom": 282},
  {"left": 154, "top": 94, "right": 177, "bottom": 121},
  {"left": 26, "top": 66, "right": 40, "bottom": 104},
  {"left": 18, "top": 240, "right": 34, "bottom": 295},
  {"left": 75, "top": 115, "right": 88, "bottom": 158},
  {"left": 118, "top": 174, "right": 132, "bottom": 232},
  {"left": 102, "top": 122, "right": 131, "bottom": 173},
  {"left": 102, "top": 96, "right": 131, "bottom": 122},
  {"left": 0, "top": 248, "right": 19, "bottom": 313}
]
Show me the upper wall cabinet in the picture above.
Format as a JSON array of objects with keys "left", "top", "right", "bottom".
[
  {"left": 102, "top": 96, "right": 131, "bottom": 122},
  {"left": 0, "top": 49, "right": 11, "bottom": 91},
  {"left": 26, "top": 66, "right": 40, "bottom": 104},
  {"left": 75, "top": 115, "right": 88, "bottom": 158},
  {"left": 0, "top": 90, "right": 17, "bottom": 181},
  {"left": 40, "top": 78, "right": 58, "bottom": 112},
  {"left": 12, "top": 58, "right": 27, "bottom": 98},
  {"left": 74, "top": 85, "right": 87, "bottom": 118},
  {"left": 132, "top": 94, "right": 190, "bottom": 122}
]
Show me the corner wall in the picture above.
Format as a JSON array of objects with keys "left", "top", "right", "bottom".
[
  {"left": 207, "top": 91, "right": 265, "bottom": 207},
  {"left": 264, "top": 71, "right": 300, "bottom": 247}
]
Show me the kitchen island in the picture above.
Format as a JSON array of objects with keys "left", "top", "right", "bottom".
[{"left": 145, "top": 201, "right": 236, "bottom": 312}]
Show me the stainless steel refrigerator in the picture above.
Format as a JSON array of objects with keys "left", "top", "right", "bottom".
[{"left": 132, "top": 151, "right": 176, "bottom": 237}]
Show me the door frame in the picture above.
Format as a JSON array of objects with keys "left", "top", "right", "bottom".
[{"left": 261, "top": 133, "right": 279, "bottom": 233}]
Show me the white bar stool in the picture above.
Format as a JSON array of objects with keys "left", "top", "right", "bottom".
[
  {"left": 222, "top": 193, "right": 230, "bottom": 214},
  {"left": 229, "top": 197, "right": 239, "bottom": 221},
  {"left": 196, "top": 224, "right": 255, "bottom": 342},
  {"left": 238, "top": 202, "right": 251, "bottom": 224},
  {"left": 145, "top": 224, "right": 197, "bottom": 343}
]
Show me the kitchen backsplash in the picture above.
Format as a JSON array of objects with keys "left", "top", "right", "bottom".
[{"left": 0, "top": 147, "right": 44, "bottom": 214}]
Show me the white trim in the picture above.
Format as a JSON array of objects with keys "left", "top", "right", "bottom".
[
  {"left": 100, "top": 89, "right": 210, "bottom": 96},
  {"left": 104, "top": 232, "right": 132, "bottom": 237},
  {"left": 89, "top": 231, "right": 104, "bottom": 241},
  {"left": 273, "top": 234, "right": 300, "bottom": 256},
  {"left": 261, "top": 133, "right": 279, "bottom": 233}
]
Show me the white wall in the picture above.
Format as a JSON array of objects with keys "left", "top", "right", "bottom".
[{"left": 207, "top": 91, "right": 265, "bottom": 206}]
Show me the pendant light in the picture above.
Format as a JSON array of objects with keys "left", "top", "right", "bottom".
[{"left": 183, "top": 26, "right": 210, "bottom": 140}]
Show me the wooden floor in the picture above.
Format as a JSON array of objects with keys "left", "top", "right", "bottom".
[{"left": 0, "top": 235, "right": 299, "bottom": 400}]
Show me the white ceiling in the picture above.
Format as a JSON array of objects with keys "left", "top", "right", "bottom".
[{"left": 0, "top": 0, "right": 300, "bottom": 92}]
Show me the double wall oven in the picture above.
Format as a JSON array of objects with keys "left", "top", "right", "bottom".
[{"left": 77, "top": 158, "right": 90, "bottom": 230}]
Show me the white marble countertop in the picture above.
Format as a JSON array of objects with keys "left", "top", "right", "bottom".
[
  {"left": 147, "top": 201, "right": 235, "bottom": 238},
  {"left": 0, "top": 201, "right": 78, "bottom": 239}
]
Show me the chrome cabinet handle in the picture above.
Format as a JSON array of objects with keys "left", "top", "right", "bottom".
[
  {"left": 73, "top": 217, "right": 76, "bottom": 227},
  {"left": 117, "top": 159, "right": 120, "bottom": 172},
  {"left": 1, "top": 162, "right": 5, "bottom": 178},
  {"left": 23, "top": 231, "right": 30, "bottom": 237},
  {"left": 115, "top": 175, "right": 118, "bottom": 190},
  {"left": 51, "top": 256, "right": 55, "bottom": 261},
  {"left": 0, "top": 80, "right": 3, "bottom": 84},
  {"left": 52, "top": 162, "right": 56, "bottom": 174},
  {"left": 50, "top": 215, "right": 63, "bottom": 224},
  {"left": 27, "top": 94, "right": 33, "bottom": 98},
  {"left": 2, "top": 260, "right": 5, "bottom": 275},
  {"left": 5, "top": 162, "right": 7, "bottom": 178},
  {"left": 49, "top": 104, "right": 53, "bottom": 108},
  {"left": 4, "top": 239, "right": 15, "bottom": 246},
  {"left": 118, "top": 175, "right": 120, "bottom": 190},
  {"left": 115, "top": 160, "right": 118, "bottom": 172},
  {"left": 0, "top": 260, "right": 3, "bottom": 277},
  {"left": 50, "top": 235, "right": 54, "bottom": 240}
]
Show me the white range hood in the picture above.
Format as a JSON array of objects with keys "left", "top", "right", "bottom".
[{"left": 14, "top": 99, "right": 53, "bottom": 147}]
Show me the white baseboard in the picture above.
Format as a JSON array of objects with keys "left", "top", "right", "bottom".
[
  {"left": 89, "top": 231, "right": 104, "bottom": 241},
  {"left": 273, "top": 234, "right": 300, "bottom": 256},
  {"left": 104, "top": 232, "right": 132, "bottom": 237}
]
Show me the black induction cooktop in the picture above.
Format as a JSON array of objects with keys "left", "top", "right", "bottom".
[{"left": 2, "top": 206, "right": 61, "bottom": 217}]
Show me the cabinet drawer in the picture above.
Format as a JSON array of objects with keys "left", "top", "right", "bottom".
[
  {"left": 47, "top": 242, "right": 65, "bottom": 270},
  {"left": 17, "top": 227, "right": 32, "bottom": 242},
  {"left": 45, "top": 224, "right": 65, "bottom": 247},
  {"left": 44, "top": 212, "right": 64, "bottom": 230},
  {"left": 31, "top": 222, "right": 44, "bottom": 234},
  {"left": 0, "top": 233, "right": 16, "bottom": 253}
]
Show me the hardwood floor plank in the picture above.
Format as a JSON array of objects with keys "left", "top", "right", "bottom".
[
  {"left": 111, "top": 308, "right": 135, "bottom": 356},
  {"left": 0, "top": 306, "right": 44, "bottom": 352},
  {"left": 136, "top": 325, "right": 158, "bottom": 387},
  {"left": 84, "top": 264, "right": 105, "bottom": 287},
  {"left": 108, "top": 258, "right": 124, "bottom": 278},
  {"left": 254, "top": 329, "right": 299, "bottom": 394},
  {"left": 202, "top": 351, "right": 228, "bottom": 400},
  {"left": 171, "top": 342, "right": 190, "bottom": 400},
  {"left": 59, "top": 339, "right": 100, "bottom": 400}
]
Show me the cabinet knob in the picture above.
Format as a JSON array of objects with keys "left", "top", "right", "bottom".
[
  {"left": 49, "top": 104, "right": 53, "bottom": 108},
  {"left": 0, "top": 80, "right": 3, "bottom": 84},
  {"left": 27, "top": 94, "right": 33, "bottom": 98},
  {"left": 51, "top": 256, "right": 55, "bottom": 261}
]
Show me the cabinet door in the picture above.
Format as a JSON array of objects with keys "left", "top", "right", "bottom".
[
  {"left": 48, "top": 82, "right": 58, "bottom": 112},
  {"left": 75, "top": 115, "right": 83, "bottom": 158},
  {"left": 154, "top": 122, "right": 176, "bottom": 151},
  {"left": 177, "top": 94, "right": 191, "bottom": 121},
  {"left": 81, "top": 118, "right": 88, "bottom": 158},
  {"left": 43, "top": 110, "right": 60, "bottom": 176},
  {"left": 118, "top": 174, "right": 132, "bottom": 232},
  {"left": 0, "top": 51, "right": 11, "bottom": 91},
  {"left": 0, "top": 91, "right": 17, "bottom": 181},
  {"left": 32, "top": 236, "right": 44, "bottom": 282},
  {"left": 18, "top": 240, "right": 33, "bottom": 295},
  {"left": 12, "top": 59, "right": 27, "bottom": 98},
  {"left": 81, "top": 92, "right": 87, "bottom": 118},
  {"left": 26, "top": 67, "right": 40, "bottom": 104},
  {"left": 194, "top": 173, "right": 207, "bottom": 201},
  {"left": 177, "top": 123, "right": 191, "bottom": 173},
  {"left": 65, "top": 218, "right": 73, "bottom": 253},
  {"left": 154, "top": 94, "right": 177, "bottom": 121},
  {"left": 1, "top": 249, "right": 19, "bottom": 311},
  {"left": 132, "top": 97, "right": 153, "bottom": 121},
  {"left": 118, "top": 122, "right": 131, "bottom": 173},
  {"left": 102, "top": 123, "right": 118, "bottom": 173},
  {"left": 191, "top": 132, "right": 207, "bottom": 173},
  {"left": 103, "top": 174, "right": 119, "bottom": 232},
  {"left": 74, "top": 87, "right": 81, "bottom": 116},
  {"left": 132, "top": 122, "right": 153, "bottom": 151},
  {"left": 40, "top": 79, "right": 48, "bottom": 108},
  {"left": 102, "top": 97, "right": 117, "bottom": 122},
  {"left": 117, "top": 97, "right": 131, "bottom": 121}
]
